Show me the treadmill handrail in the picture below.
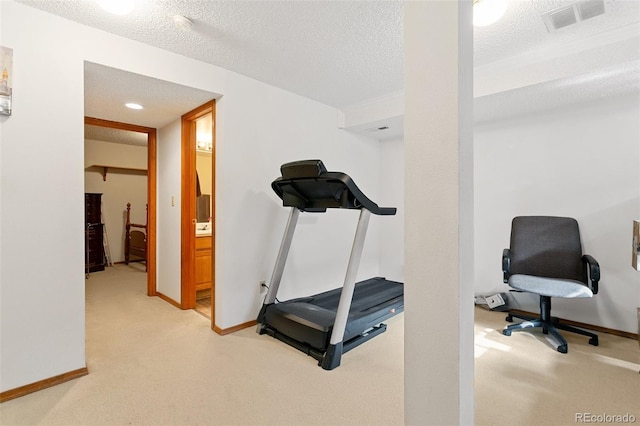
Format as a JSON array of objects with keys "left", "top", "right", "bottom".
[{"left": 271, "top": 160, "right": 396, "bottom": 215}]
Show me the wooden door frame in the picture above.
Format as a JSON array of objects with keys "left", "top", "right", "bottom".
[
  {"left": 84, "top": 117, "right": 157, "bottom": 296},
  {"left": 180, "top": 100, "right": 216, "bottom": 329}
]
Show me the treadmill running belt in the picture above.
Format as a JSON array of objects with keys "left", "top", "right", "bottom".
[{"left": 262, "top": 277, "right": 403, "bottom": 351}]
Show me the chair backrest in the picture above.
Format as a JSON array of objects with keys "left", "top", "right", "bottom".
[{"left": 510, "top": 216, "right": 586, "bottom": 284}]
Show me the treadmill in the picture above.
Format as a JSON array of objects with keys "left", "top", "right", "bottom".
[{"left": 257, "top": 160, "right": 404, "bottom": 370}]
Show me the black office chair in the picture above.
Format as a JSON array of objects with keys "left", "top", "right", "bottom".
[{"left": 501, "top": 216, "right": 600, "bottom": 353}]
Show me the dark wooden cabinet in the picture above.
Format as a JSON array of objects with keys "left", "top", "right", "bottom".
[
  {"left": 85, "top": 193, "right": 102, "bottom": 224},
  {"left": 85, "top": 193, "right": 105, "bottom": 273},
  {"left": 85, "top": 223, "right": 105, "bottom": 273}
]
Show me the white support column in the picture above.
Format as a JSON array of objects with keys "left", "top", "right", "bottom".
[{"left": 404, "top": 1, "right": 474, "bottom": 425}]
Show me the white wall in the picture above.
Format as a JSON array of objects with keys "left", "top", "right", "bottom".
[
  {"left": 378, "top": 137, "right": 404, "bottom": 283},
  {"left": 84, "top": 139, "right": 147, "bottom": 264},
  {"left": 154, "top": 72, "right": 384, "bottom": 327},
  {"left": 156, "top": 119, "right": 182, "bottom": 302},
  {"left": 474, "top": 93, "right": 640, "bottom": 333},
  {"left": 0, "top": 0, "right": 385, "bottom": 392},
  {"left": 84, "top": 138, "right": 147, "bottom": 171},
  {"left": 215, "top": 71, "right": 382, "bottom": 327},
  {"left": 1, "top": 1, "right": 87, "bottom": 391}
]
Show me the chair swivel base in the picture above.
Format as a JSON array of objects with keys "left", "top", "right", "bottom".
[{"left": 503, "top": 316, "right": 598, "bottom": 353}]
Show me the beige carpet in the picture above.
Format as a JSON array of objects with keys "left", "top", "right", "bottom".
[
  {"left": 1, "top": 265, "right": 638, "bottom": 425},
  {"left": 474, "top": 307, "right": 640, "bottom": 426},
  {"left": 1, "top": 265, "right": 404, "bottom": 425}
]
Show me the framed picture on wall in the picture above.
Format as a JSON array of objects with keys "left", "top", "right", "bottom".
[
  {"left": 0, "top": 46, "right": 12, "bottom": 116},
  {"left": 633, "top": 220, "right": 639, "bottom": 271}
]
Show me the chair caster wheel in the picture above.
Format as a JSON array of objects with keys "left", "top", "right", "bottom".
[
  {"left": 557, "top": 345, "right": 568, "bottom": 354},
  {"left": 589, "top": 337, "right": 599, "bottom": 346},
  {"left": 505, "top": 315, "right": 513, "bottom": 322},
  {"left": 502, "top": 329, "right": 511, "bottom": 336}
]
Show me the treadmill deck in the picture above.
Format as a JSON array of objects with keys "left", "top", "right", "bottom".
[{"left": 262, "top": 277, "right": 404, "bottom": 352}]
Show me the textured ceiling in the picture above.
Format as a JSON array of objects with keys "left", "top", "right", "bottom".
[
  {"left": 85, "top": 124, "right": 148, "bottom": 147},
  {"left": 13, "top": 0, "right": 640, "bottom": 139},
  {"left": 19, "top": 0, "right": 403, "bottom": 109},
  {"left": 474, "top": 0, "right": 639, "bottom": 67},
  {"left": 84, "top": 62, "right": 216, "bottom": 129}
]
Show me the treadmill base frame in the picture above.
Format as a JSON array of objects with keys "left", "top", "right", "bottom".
[{"left": 258, "top": 321, "right": 389, "bottom": 370}]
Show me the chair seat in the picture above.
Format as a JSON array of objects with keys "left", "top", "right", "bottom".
[{"left": 509, "top": 274, "right": 593, "bottom": 298}]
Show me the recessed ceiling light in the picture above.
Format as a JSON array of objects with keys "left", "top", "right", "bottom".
[
  {"left": 96, "top": 0, "right": 135, "bottom": 15},
  {"left": 125, "top": 103, "right": 143, "bottom": 110},
  {"left": 473, "top": 0, "right": 507, "bottom": 27}
]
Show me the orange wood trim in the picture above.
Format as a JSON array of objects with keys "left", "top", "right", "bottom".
[
  {"left": 180, "top": 114, "right": 196, "bottom": 309},
  {"left": 0, "top": 367, "right": 88, "bottom": 403},
  {"left": 155, "top": 292, "right": 181, "bottom": 309},
  {"left": 508, "top": 309, "right": 638, "bottom": 340},
  {"left": 209, "top": 102, "right": 217, "bottom": 331},
  {"left": 213, "top": 320, "right": 257, "bottom": 336},
  {"left": 180, "top": 100, "right": 216, "bottom": 311},
  {"left": 181, "top": 102, "right": 214, "bottom": 121},
  {"left": 85, "top": 117, "right": 155, "bottom": 134},
  {"left": 147, "top": 129, "right": 157, "bottom": 296}
]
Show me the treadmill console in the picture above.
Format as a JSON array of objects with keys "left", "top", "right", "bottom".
[
  {"left": 272, "top": 159, "right": 396, "bottom": 215},
  {"left": 280, "top": 159, "right": 327, "bottom": 179}
]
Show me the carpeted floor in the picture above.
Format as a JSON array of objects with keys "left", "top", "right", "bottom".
[
  {"left": 474, "top": 307, "right": 640, "bottom": 425},
  {"left": 2, "top": 265, "right": 404, "bottom": 425},
  {"left": 0, "top": 264, "right": 638, "bottom": 425}
]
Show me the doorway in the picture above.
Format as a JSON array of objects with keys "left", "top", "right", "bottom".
[
  {"left": 84, "top": 116, "right": 157, "bottom": 296},
  {"left": 180, "top": 101, "right": 216, "bottom": 328}
]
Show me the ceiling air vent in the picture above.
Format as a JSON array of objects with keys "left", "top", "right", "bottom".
[
  {"left": 365, "top": 126, "right": 389, "bottom": 133},
  {"left": 577, "top": 0, "right": 606, "bottom": 20},
  {"left": 542, "top": 0, "right": 606, "bottom": 32}
]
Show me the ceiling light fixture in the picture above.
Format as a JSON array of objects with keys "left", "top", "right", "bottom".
[
  {"left": 96, "top": 0, "right": 135, "bottom": 15},
  {"left": 172, "top": 15, "right": 194, "bottom": 31},
  {"left": 125, "top": 102, "right": 143, "bottom": 110},
  {"left": 196, "top": 130, "right": 212, "bottom": 152},
  {"left": 473, "top": 0, "right": 508, "bottom": 27}
]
